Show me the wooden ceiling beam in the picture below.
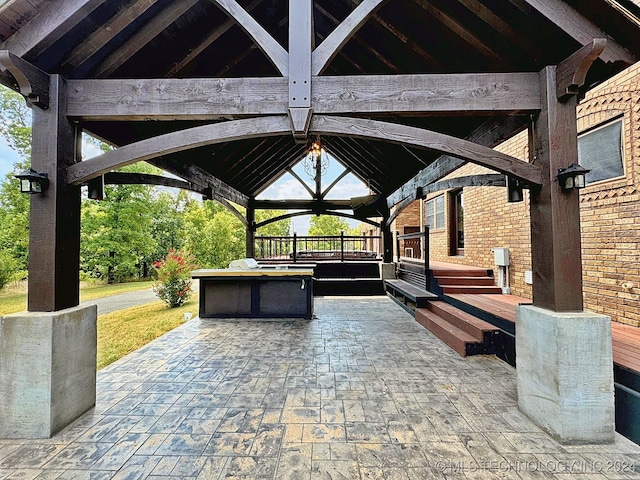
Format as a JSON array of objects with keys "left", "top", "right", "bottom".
[
  {"left": 67, "top": 72, "right": 541, "bottom": 120},
  {"left": 387, "top": 115, "right": 527, "bottom": 206},
  {"left": 1, "top": 0, "right": 105, "bottom": 58},
  {"left": 253, "top": 199, "right": 352, "bottom": 209},
  {"left": 312, "top": 0, "right": 389, "bottom": 75},
  {"left": 387, "top": 173, "right": 506, "bottom": 226},
  {"left": 60, "top": 0, "right": 161, "bottom": 71},
  {"left": 92, "top": 0, "right": 199, "bottom": 78},
  {"left": 149, "top": 157, "right": 249, "bottom": 207},
  {"left": 210, "top": 0, "right": 288, "bottom": 75},
  {"left": 520, "top": 0, "right": 635, "bottom": 64}
]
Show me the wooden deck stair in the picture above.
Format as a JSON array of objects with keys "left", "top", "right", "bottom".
[
  {"left": 415, "top": 301, "right": 500, "bottom": 356},
  {"left": 432, "top": 266, "right": 502, "bottom": 294}
]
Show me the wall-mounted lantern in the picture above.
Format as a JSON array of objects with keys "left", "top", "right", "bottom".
[
  {"left": 506, "top": 176, "right": 523, "bottom": 203},
  {"left": 15, "top": 168, "right": 48, "bottom": 194},
  {"left": 557, "top": 163, "right": 590, "bottom": 191}
]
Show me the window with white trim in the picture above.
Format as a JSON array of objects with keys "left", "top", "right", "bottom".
[
  {"left": 578, "top": 118, "right": 624, "bottom": 185},
  {"left": 425, "top": 195, "right": 445, "bottom": 230}
]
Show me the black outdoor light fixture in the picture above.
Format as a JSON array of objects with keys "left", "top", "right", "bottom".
[
  {"left": 15, "top": 168, "right": 49, "bottom": 194},
  {"left": 557, "top": 163, "right": 590, "bottom": 191}
]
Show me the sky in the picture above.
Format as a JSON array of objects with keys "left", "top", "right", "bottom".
[{"left": 0, "top": 134, "right": 370, "bottom": 235}]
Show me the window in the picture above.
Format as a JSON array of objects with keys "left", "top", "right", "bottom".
[
  {"left": 578, "top": 118, "right": 624, "bottom": 184},
  {"left": 425, "top": 195, "right": 445, "bottom": 230}
]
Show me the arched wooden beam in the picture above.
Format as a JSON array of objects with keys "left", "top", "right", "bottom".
[
  {"left": 66, "top": 115, "right": 292, "bottom": 186},
  {"left": 103, "top": 171, "right": 248, "bottom": 227},
  {"left": 255, "top": 210, "right": 380, "bottom": 230},
  {"left": 67, "top": 114, "right": 541, "bottom": 197},
  {"left": 310, "top": 115, "right": 544, "bottom": 187},
  {"left": 386, "top": 174, "right": 506, "bottom": 226},
  {"left": 312, "top": 0, "right": 389, "bottom": 75}
]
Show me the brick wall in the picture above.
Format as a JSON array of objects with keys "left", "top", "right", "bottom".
[{"left": 393, "top": 62, "right": 640, "bottom": 325}]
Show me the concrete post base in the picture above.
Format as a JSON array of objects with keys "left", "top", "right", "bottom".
[
  {"left": 516, "top": 305, "right": 614, "bottom": 444},
  {"left": 0, "top": 305, "right": 97, "bottom": 438},
  {"left": 381, "top": 262, "right": 396, "bottom": 280}
]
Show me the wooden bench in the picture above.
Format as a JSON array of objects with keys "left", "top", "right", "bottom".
[{"left": 384, "top": 263, "right": 437, "bottom": 311}]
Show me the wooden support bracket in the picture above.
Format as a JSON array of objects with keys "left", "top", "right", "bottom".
[
  {"left": 0, "top": 50, "right": 50, "bottom": 109},
  {"left": 288, "top": 107, "right": 313, "bottom": 141},
  {"left": 556, "top": 38, "right": 607, "bottom": 102}
]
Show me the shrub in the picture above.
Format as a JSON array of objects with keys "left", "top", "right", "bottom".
[
  {"left": 152, "top": 249, "right": 196, "bottom": 308},
  {"left": 0, "top": 249, "right": 20, "bottom": 291}
]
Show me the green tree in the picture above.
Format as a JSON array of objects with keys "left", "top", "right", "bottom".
[
  {"left": 81, "top": 163, "right": 158, "bottom": 282},
  {"left": 308, "top": 215, "right": 358, "bottom": 236},
  {"left": 182, "top": 200, "right": 245, "bottom": 268},
  {"left": 255, "top": 210, "right": 290, "bottom": 237},
  {"left": 0, "top": 87, "right": 31, "bottom": 273}
]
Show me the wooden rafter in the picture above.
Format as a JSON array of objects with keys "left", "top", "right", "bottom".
[
  {"left": 312, "top": 0, "right": 389, "bottom": 75},
  {"left": 211, "top": 0, "right": 288, "bottom": 75},
  {"left": 0, "top": 0, "right": 105, "bottom": 58},
  {"left": 521, "top": 0, "right": 635, "bottom": 64},
  {"left": 60, "top": 0, "right": 162, "bottom": 71},
  {"left": 315, "top": 3, "right": 400, "bottom": 74},
  {"left": 92, "top": 0, "right": 200, "bottom": 77},
  {"left": 413, "top": 0, "right": 504, "bottom": 67},
  {"left": 165, "top": 0, "right": 260, "bottom": 77}
]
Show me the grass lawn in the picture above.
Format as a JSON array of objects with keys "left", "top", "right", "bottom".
[
  {"left": 97, "top": 297, "right": 197, "bottom": 369},
  {"left": 0, "top": 280, "right": 154, "bottom": 316}
]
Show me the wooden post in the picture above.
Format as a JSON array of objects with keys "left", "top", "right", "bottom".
[
  {"left": 28, "top": 75, "right": 81, "bottom": 312},
  {"left": 381, "top": 212, "right": 393, "bottom": 263},
  {"left": 396, "top": 231, "right": 400, "bottom": 263},
  {"left": 340, "top": 231, "right": 344, "bottom": 261},
  {"left": 246, "top": 205, "right": 255, "bottom": 258},
  {"left": 424, "top": 224, "right": 430, "bottom": 289},
  {"left": 529, "top": 66, "right": 583, "bottom": 311}
]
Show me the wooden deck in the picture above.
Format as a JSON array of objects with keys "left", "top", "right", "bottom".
[
  {"left": 612, "top": 322, "right": 640, "bottom": 374},
  {"left": 446, "top": 288, "right": 640, "bottom": 375},
  {"left": 446, "top": 293, "right": 531, "bottom": 324}
]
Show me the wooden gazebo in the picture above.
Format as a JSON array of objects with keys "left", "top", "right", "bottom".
[{"left": 1, "top": 0, "right": 639, "bottom": 442}]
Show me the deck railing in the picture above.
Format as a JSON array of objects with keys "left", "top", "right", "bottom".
[
  {"left": 255, "top": 233, "right": 382, "bottom": 262},
  {"left": 396, "top": 226, "right": 430, "bottom": 273}
]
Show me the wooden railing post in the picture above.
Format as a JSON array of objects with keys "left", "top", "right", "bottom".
[
  {"left": 340, "top": 231, "right": 345, "bottom": 261},
  {"left": 396, "top": 231, "right": 400, "bottom": 263},
  {"left": 424, "top": 224, "right": 430, "bottom": 290}
]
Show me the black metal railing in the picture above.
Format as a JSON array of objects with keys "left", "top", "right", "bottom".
[{"left": 255, "top": 233, "right": 382, "bottom": 262}]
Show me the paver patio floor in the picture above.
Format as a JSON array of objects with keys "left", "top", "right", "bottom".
[{"left": 1, "top": 296, "right": 639, "bottom": 479}]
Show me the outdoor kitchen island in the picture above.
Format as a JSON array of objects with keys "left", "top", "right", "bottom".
[{"left": 191, "top": 261, "right": 314, "bottom": 319}]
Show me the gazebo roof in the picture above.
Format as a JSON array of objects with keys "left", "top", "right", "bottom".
[{"left": 1, "top": 0, "right": 640, "bottom": 198}]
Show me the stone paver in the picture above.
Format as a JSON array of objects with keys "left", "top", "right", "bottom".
[{"left": 1, "top": 296, "right": 639, "bottom": 479}]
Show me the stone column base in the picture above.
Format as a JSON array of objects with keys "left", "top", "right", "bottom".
[
  {"left": 0, "top": 305, "right": 97, "bottom": 438},
  {"left": 516, "top": 305, "right": 614, "bottom": 444}
]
